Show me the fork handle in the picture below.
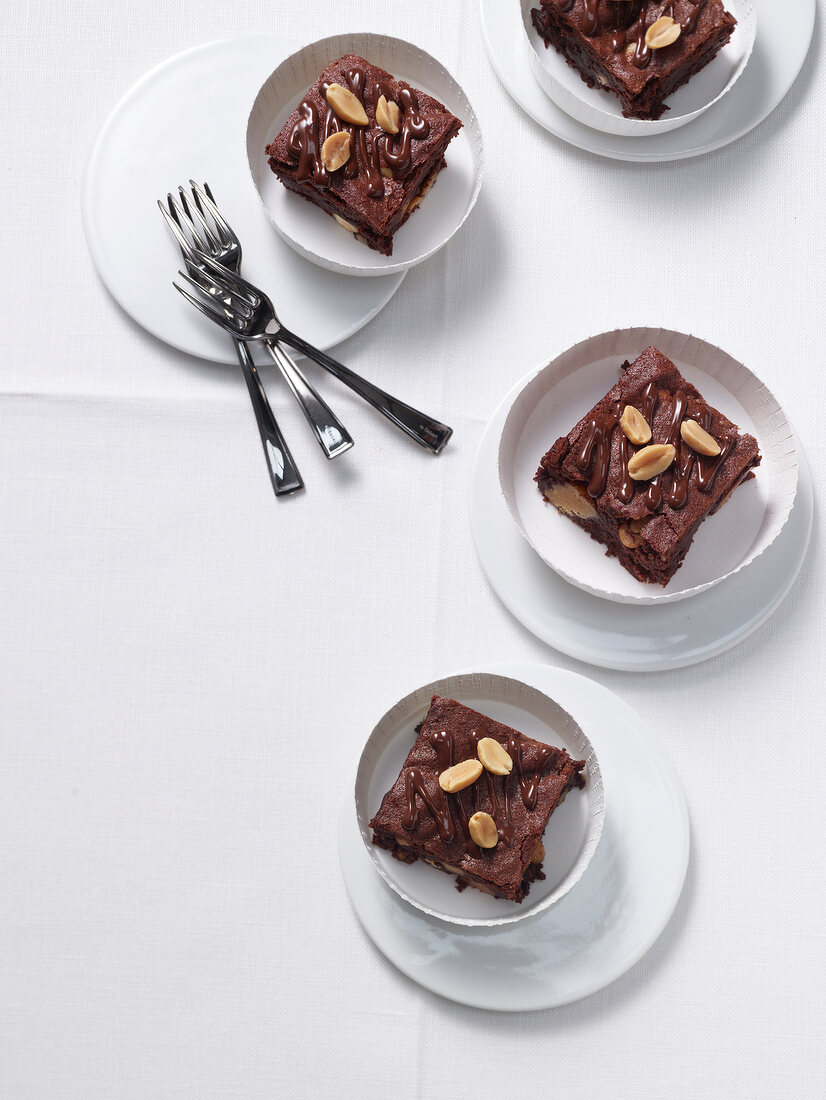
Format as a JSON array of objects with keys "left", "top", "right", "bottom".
[
  {"left": 277, "top": 327, "right": 453, "bottom": 455},
  {"left": 234, "top": 339, "right": 303, "bottom": 496},
  {"left": 263, "top": 340, "right": 354, "bottom": 461}
]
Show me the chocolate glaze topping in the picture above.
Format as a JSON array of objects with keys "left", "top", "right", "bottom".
[
  {"left": 289, "top": 65, "right": 432, "bottom": 198},
  {"left": 288, "top": 100, "right": 329, "bottom": 186},
  {"left": 559, "top": 0, "right": 710, "bottom": 70},
  {"left": 576, "top": 404, "right": 622, "bottom": 498},
  {"left": 402, "top": 727, "right": 563, "bottom": 858},
  {"left": 428, "top": 728, "right": 481, "bottom": 857},
  {"left": 402, "top": 767, "right": 453, "bottom": 841},
  {"left": 375, "top": 84, "right": 430, "bottom": 176},
  {"left": 645, "top": 388, "right": 685, "bottom": 510},
  {"left": 574, "top": 374, "right": 731, "bottom": 514},
  {"left": 507, "top": 735, "right": 553, "bottom": 812},
  {"left": 469, "top": 730, "right": 514, "bottom": 847}
]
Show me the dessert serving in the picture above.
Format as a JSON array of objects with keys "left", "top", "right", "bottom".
[
  {"left": 535, "top": 346, "right": 761, "bottom": 586},
  {"left": 265, "top": 54, "right": 463, "bottom": 255},
  {"left": 530, "top": 1, "right": 738, "bottom": 120},
  {"left": 370, "top": 695, "right": 586, "bottom": 902}
]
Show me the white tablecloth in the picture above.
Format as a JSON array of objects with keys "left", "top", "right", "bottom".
[{"left": 2, "top": 2, "right": 824, "bottom": 1097}]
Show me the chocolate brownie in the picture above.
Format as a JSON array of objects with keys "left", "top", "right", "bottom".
[
  {"left": 370, "top": 696, "right": 586, "bottom": 903},
  {"left": 535, "top": 346, "right": 761, "bottom": 586},
  {"left": 531, "top": 1, "right": 737, "bottom": 120},
  {"left": 265, "top": 55, "right": 462, "bottom": 255}
]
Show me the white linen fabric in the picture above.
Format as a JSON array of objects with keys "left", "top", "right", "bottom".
[{"left": 1, "top": 2, "right": 824, "bottom": 1098}]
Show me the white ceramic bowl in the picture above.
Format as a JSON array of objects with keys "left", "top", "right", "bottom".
[
  {"left": 498, "top": 327, "right": 798, "bottom": 605},
  {"left": 520, "top": 0, "right": 756, "bottom": 137},
  {"left": 246, "top": 33, "right": 484, "bottom": 277},
  {"left": 355, "top": 671, "right": 605, "bottom": 928}
]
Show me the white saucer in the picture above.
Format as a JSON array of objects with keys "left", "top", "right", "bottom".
[
  {"left": 470, "top": 377, "right": 813, "bottom": 671},
  {"left": 339, "top": 663, "right": 689, "bottom": 1012},
  {"left": 480, "top": 0, "right": 814, "bottom": 162},
  {"left": 82, "top": 36, "right": 405, "bottom": 365}
]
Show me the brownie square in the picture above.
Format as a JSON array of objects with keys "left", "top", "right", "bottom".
[
  {"left": 531, "top": 1, "right": 737, "bottom": 120},
  {"left": 370, "top": 696, "right": 586, "bottom": 903},
  {"left": 265, "top": 54, "right": 463, "bottom": 255},
  {"left": 535, "top": 346, "right": 762, "bottom": 587}
]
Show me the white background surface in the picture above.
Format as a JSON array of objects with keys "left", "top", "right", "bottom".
[{"left": 1, "top": 2, "right": 824, "bottom": 1098}]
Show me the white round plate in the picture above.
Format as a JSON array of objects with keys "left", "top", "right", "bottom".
[
  {"left": 355, "top": 672, "right": 605, "bottom": 927},
  {"left": 481, "top": 0, "right": 814, "bottom": 161},
  {"left": 339, "top": 663, "right": 689, "bottom": 1012},
  {"left": 82, "top": 36, "right": 405, "bottom": 365},
  {"left": 520, "top": 0, "right": 756, "bottom": 137},
  {"left": 247, "top": 33, "right": 484, "bottom": 277},
  {"left": 471, "top": 377, "right": 813, "bottom": 671},
  {"left": 499, "top": 328, "right": 797, "bottom": 605}
]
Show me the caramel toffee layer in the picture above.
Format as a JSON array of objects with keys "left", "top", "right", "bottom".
[
  {"left": 266, "top": 55, "right": 463, "bottom": 256},
  {"left": 535, "top": 345, "right": 761, "bottom": 587},
  {"left": 370, "top": 696, "right": 586, "bottom": 903},
  {"left": 531, "top": 1, "right": 737, "bottom": 120}
]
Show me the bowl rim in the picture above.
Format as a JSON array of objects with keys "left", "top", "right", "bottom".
[
  {"left": 355, "top": 670, "right": 606, "bottom": 928},
  {"left": 245, "top": 31, "right": 485, "bottom": 277}
]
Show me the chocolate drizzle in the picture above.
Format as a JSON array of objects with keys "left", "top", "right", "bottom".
[
  {"left": 666, "top": 402, "right": 710, "bottom": 509},
  {"left": 403, "top": 728, "right": 557, "bottom": 856},
  {"left": 469, "top": 731, "right": 514, "bottom": 847},
  {"left": 319, "top": 81, "right": 357, "bottom": 182},
  {"left": 288, "top": 65, "right": 432, "bottom": 198},
  {"left": 376, "top": 86, "right": 430, "bottom": 176},
  {"left": 402, "top": 768, "right": 454, "bottom": 842},
  {"left": 696, "top": 431, "right": 734, "bottom": 491},
  {"left": 288, "top": 100, "right": 329, "bottom": 186},
  {"left": 668, "top": 0, "right": 709, "bottom": 32},
  {"left": 345, "top": 68, "right": 384, "bottom": 197},
  {"left": 507, "top": 735, "right": 553, "bottom": 813},
  {"left": 566, "top": 0, "right": 707, "bottom": 68},
  {"left": 425, "top": 729, "right": 481, "bottom": 857},
  {"left": 645, "top": 389, "right": 686, "bottom": 510},
  {"left": 576, "top": 403, "right": 622, "bottom": 498},
  {"left": 582, "top": 0, "right": 599, "bottom": 35},
  {"left": 571, "top": 375, "right": 733, "bottom": 516},
  {"left": 616, "top": 432, "right": 635, "bottom": 504}
]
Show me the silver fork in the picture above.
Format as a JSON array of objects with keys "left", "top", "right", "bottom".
[
  {"left": 174, "top": 254, "right": 453, "bottom": 455},
  {"left": 160, "top": 182, "right": 353, "bottom": 464},
  {"left": 160, "top": 189, "right": 302, "bottom": 497}
]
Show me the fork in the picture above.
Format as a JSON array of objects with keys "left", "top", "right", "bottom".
[
  {"left": 174, "top": 254, "right": 454, "bottom": 455},
  {"left": 160, "top": 183, "right": 353, "bottom": 464}
]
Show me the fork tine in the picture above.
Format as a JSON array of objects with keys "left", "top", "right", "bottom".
[
  {"left": 189, "top": 181, "right": 233, "bottom": 248},
  {"left": 178, "top": 263, "right": 254, "bottom": 318},
  {"left": 176, "top": 268, "right": 235, "bottom": 312},
  {"left": 174, "top": 278, "right": 242, "bottom": 333},
  {"left": 158, "top": 199, "right": 196, "bottom": 260},
  {"left": 194, "top": 252, "right": 260, "bottom": 305},
  {"left": 166, "top": 191, "right": 207, "bottom": 253},
  {"left": 178, "top": 186, "right": 221, "bottom": 254}
]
